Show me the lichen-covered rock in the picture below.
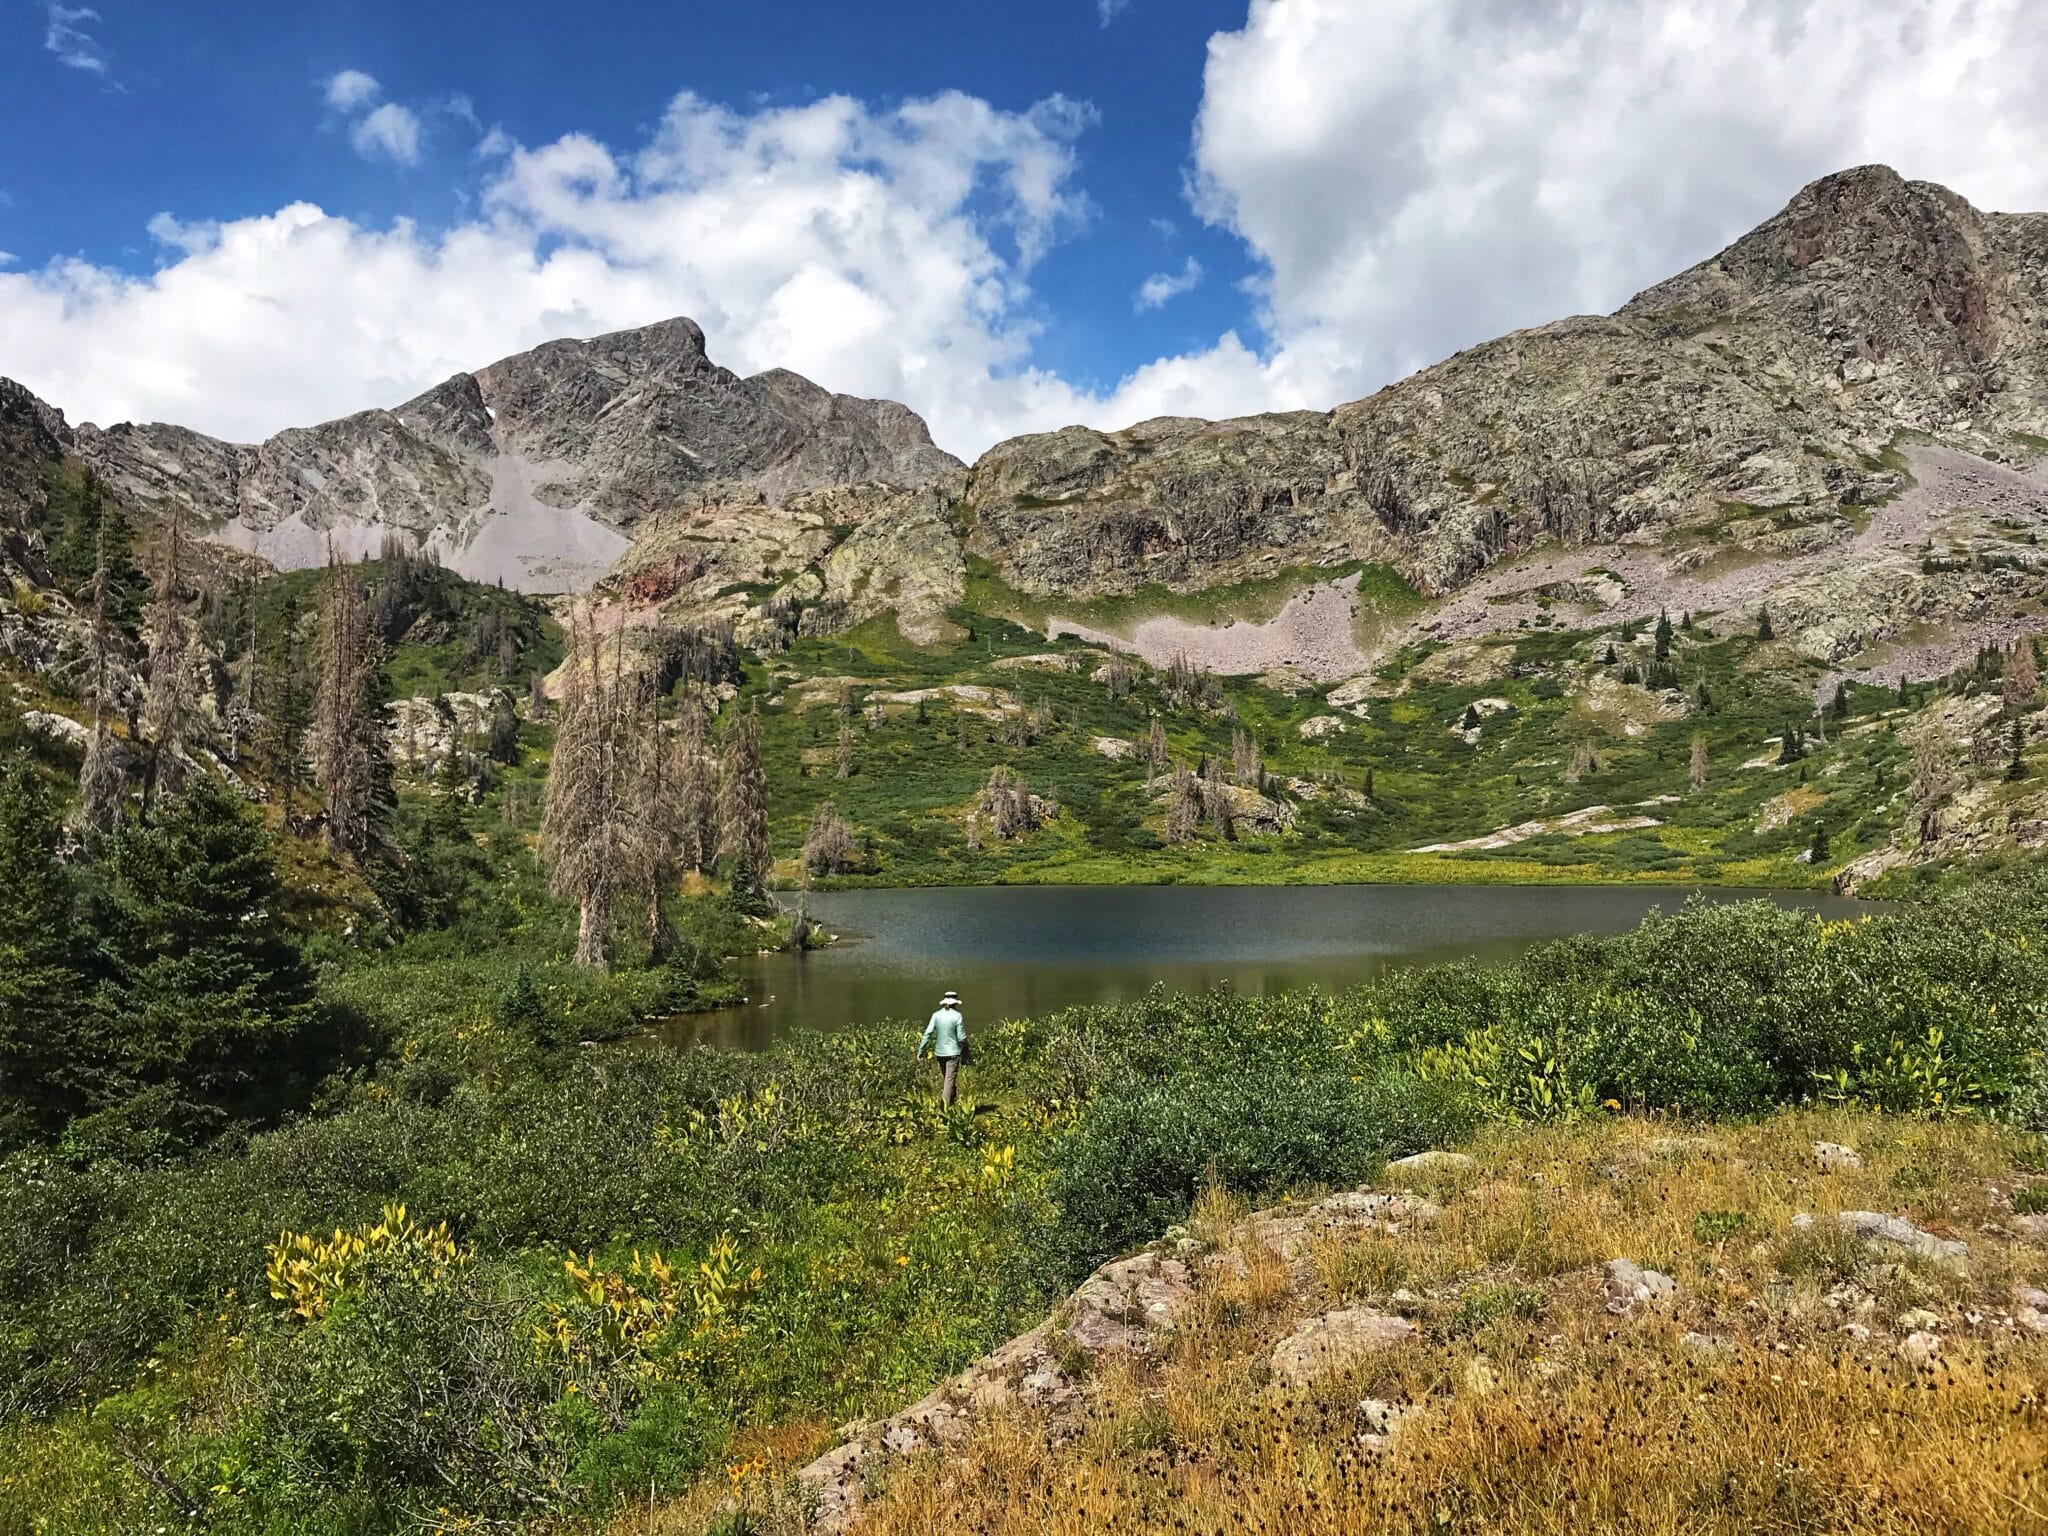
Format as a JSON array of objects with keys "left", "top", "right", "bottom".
[
  {"left": 1388, "top": 1150, "right": 1477, "bottom": 1175},
  {"left": 1793, "top": 1209, "right": 1968, "bottom": 1261},
  {"left": 1812, "top": 1141, "right": 1864, "bottom": 1173},
  {"left": 1603, "top": 1258, "right": 1678, "bottom": 1314},
  {"left": 1269, "top": 1310, "right": 1417, "bottom": 1388}
]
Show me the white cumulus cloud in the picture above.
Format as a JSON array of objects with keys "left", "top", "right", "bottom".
[
  {"left": 1167, "top": 0, "right": 2048, "bottom": 418},
  {"left": 324, "top": 68, "right": 381, "bottom": 111},
  {"left": 0, "top": 90, "right": 1123, "bottom": 456},
  {"left": 351, "top": 102, "right": 423, "bottom": 165},
  {"left": 323, "top": 69, "right": 424, "bottom": 165},
  {"left": 1135, "top": 255, "right": 1203, "bottom": 311}
]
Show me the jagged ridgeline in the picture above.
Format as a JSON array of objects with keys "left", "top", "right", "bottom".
[{"left": 6, "top": 163, "right": 2048, "bottom": 889}]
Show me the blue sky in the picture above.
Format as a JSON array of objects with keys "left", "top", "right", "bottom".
[
  {"left": 4, "top": 0, "right": 1252, "bottom": 398},
  {"left": 6, "top": 1, "right": 2048, "bottom": 457}
]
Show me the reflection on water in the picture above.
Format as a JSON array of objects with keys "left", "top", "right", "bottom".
[{"left": 651, "top": 883, "right": 1868, "bottom": 1052}]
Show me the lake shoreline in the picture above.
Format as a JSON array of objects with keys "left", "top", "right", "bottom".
[{"left": 667, "top": 882, "right": 1865, "bottom": 1050}]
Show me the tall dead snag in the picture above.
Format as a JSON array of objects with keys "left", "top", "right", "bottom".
[
  {"left": 1688, "top": 733, "right": 1708, "bottom": 794},
  {"left": 1166, "top": 763, "right": 1200, "bottom": 844},
  {"left": 310, "top": 545, "right": 390, "bottom": 858},
  {"left": 2006, "top": 639, "right": 2039, "bottom": 718},
  {"left": 1147, "top": 717, "right": 1169, "bottom": 784},
  {"left": 674, "top": 692, "right": 716, "bottom": 875},
  {"left": 78, "top": 507, "right": 127, "bottom": 835},
  {"left": 139, "top": 504, "right": 191, "bottom": 815},
  {"left": 1203, "top": 755, "right": 1233, "bottom": 839},
  {"left": 631, "top": 686, "right": 676, "bottom": 960},
  {"left": 717, "top": 706, "right": 772, "bottom": 907},
  {"left": 542, "top": 611, "right": 640, "bottom": 969},
  {"left": 1232, "top": 726, "right": 1260, "bottom": 787},
  {"left": 803, "top": 802, "right": 855, "bottom": 877}
]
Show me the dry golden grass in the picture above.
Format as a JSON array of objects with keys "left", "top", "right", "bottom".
[{"left": 842, "top": 1111, "right": 2048, "bottom": 1536}]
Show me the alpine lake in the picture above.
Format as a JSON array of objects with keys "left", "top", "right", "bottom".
[{"left": 649, "top": 883, "right": 1866, "bottom": 1051}]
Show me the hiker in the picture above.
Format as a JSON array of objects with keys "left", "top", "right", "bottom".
[{"left": 918, "top": 989, "right": 967, "bottom": 1107}]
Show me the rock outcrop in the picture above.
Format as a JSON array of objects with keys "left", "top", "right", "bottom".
[
  {"left": 66, "top": 317, "right": 961, "bottom": 592},
  {"left": 795, "top": 1183, "right": 1436, "bottom": 1533},
  {"left": 964, "top": 167, "right": 2048, "bottom": 608}
]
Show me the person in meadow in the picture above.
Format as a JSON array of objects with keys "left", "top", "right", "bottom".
[{"left": 918, "top": 989, "right": 967, "bottom": 1107}]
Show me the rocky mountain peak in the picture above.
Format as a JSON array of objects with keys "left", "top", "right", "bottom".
[{"left": 66, "top": 315, "right": 963, "bottom": 592}]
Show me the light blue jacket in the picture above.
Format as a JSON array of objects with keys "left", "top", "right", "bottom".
[{"left": 919, "top": 1007, "right": 966, "bottom": 1059}]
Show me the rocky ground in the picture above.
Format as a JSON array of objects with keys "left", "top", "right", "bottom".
[{"left": 660, "top": 1112, "right": 2048, "bottom": 1536}]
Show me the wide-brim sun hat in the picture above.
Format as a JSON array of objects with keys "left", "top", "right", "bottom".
[{"left": 941, "top": 991, "right": 960, "bottom": 1005}]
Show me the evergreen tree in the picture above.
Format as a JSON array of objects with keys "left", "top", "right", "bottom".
[
  {"left": 1756, "top": 606, "right": 1774, "bottom": 642},
  {"left": 93, "top": 774, "right": 317, "bottom": 1148},
  {"left": 1808, "top": 819, "right": 1830, "bottom": 866},
  {"left": 258, "top": 593, "right": 313, "bottom": 825},
  {"left": 1654, "top": 610, "right": 1673, "bottom": 661},
  {"left": 1460, "top": 703, "right": 1482, "bottom": 731},
  {"left": 717, "top": 707, "right": 772, "bottom": 907},
  {"left": 1897, "top": 674, "right": 1911, "bottom": 708},
  {"left": 2008, "top": 716, "right": 2028, "bottom": 782},
  {"left": 311, "top": 549, "right": 392, "bottom": 858},
  {"left": 1830, "top": 681, "right": 1850, "bottom": 722},
  {"left": 0, "top": 757, "right": 93, "bottom": 1143},
  {"left": 48, "top": 472, "right": 145, "bottom": 631},
  {"left": 1777, "top": 723, "right": 1805, "bottom": 764}
]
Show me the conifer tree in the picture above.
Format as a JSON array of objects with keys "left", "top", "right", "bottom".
[
  {"left": 542, "top": 614, "right": 638, "bottom": 967},
  {"left": 1654, "top": 609, "right": 1673, "bottom": 661},
  {"left": 1165, "top": 763, "right": 1200, "bottom": 843},
  {"left": 1203, "top": 755, "right": 1232, "bottom": 838},
  {"left": 96, "top": 773, "right": 317, "bottom": 1145},
  {"left": 78, "top": 503, "right": 128, "bottom": 836},
  {"left": 310, "top": 548, "right": 391, "bottom": 858},
  {"left": 139, "top": 505, "right": 192, "bottom": 815},
  {"left": 1232, "top": 726, "right": 1260, "bottom": 786},
  {"left": 1808, "top": 819, "right": 1829, "bottom": 866},
  {"left": 258, "top": 593, "right": 313, "bottom": 825},
  {"left": 0, "top": 757, "right": 91, "bottom": 1141},
  {"left": 1910, "top": 738, "right": 1959, "bottom": 845},
  {"left": 1830, "top": 681, "right": 1850, "bottom": 722},
  {"left": 803, "top": 802, "right": 855, "bottom": 876},
  {"left": 2005, "top": 638, "right": 2039, "bottom": 718},
  {"left": 675, "top": 692, "right": 716, "bottom": 874},
  {"left": 2008, "top": 716, "right": 2028, "bottom": 782},
  {"left": 717, "top": 706, "right": 772, "bottom": 906},
  {"left": 1757, "top": 606, "right": 1774, "bottom": 641}
]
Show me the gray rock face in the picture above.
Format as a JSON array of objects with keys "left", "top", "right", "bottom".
[
  {"left": 68, "top": 317, "right": 961, "bottom": 593},
  {"left": 965, "top": 166, "right": 2048, "bottom": 606}
]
